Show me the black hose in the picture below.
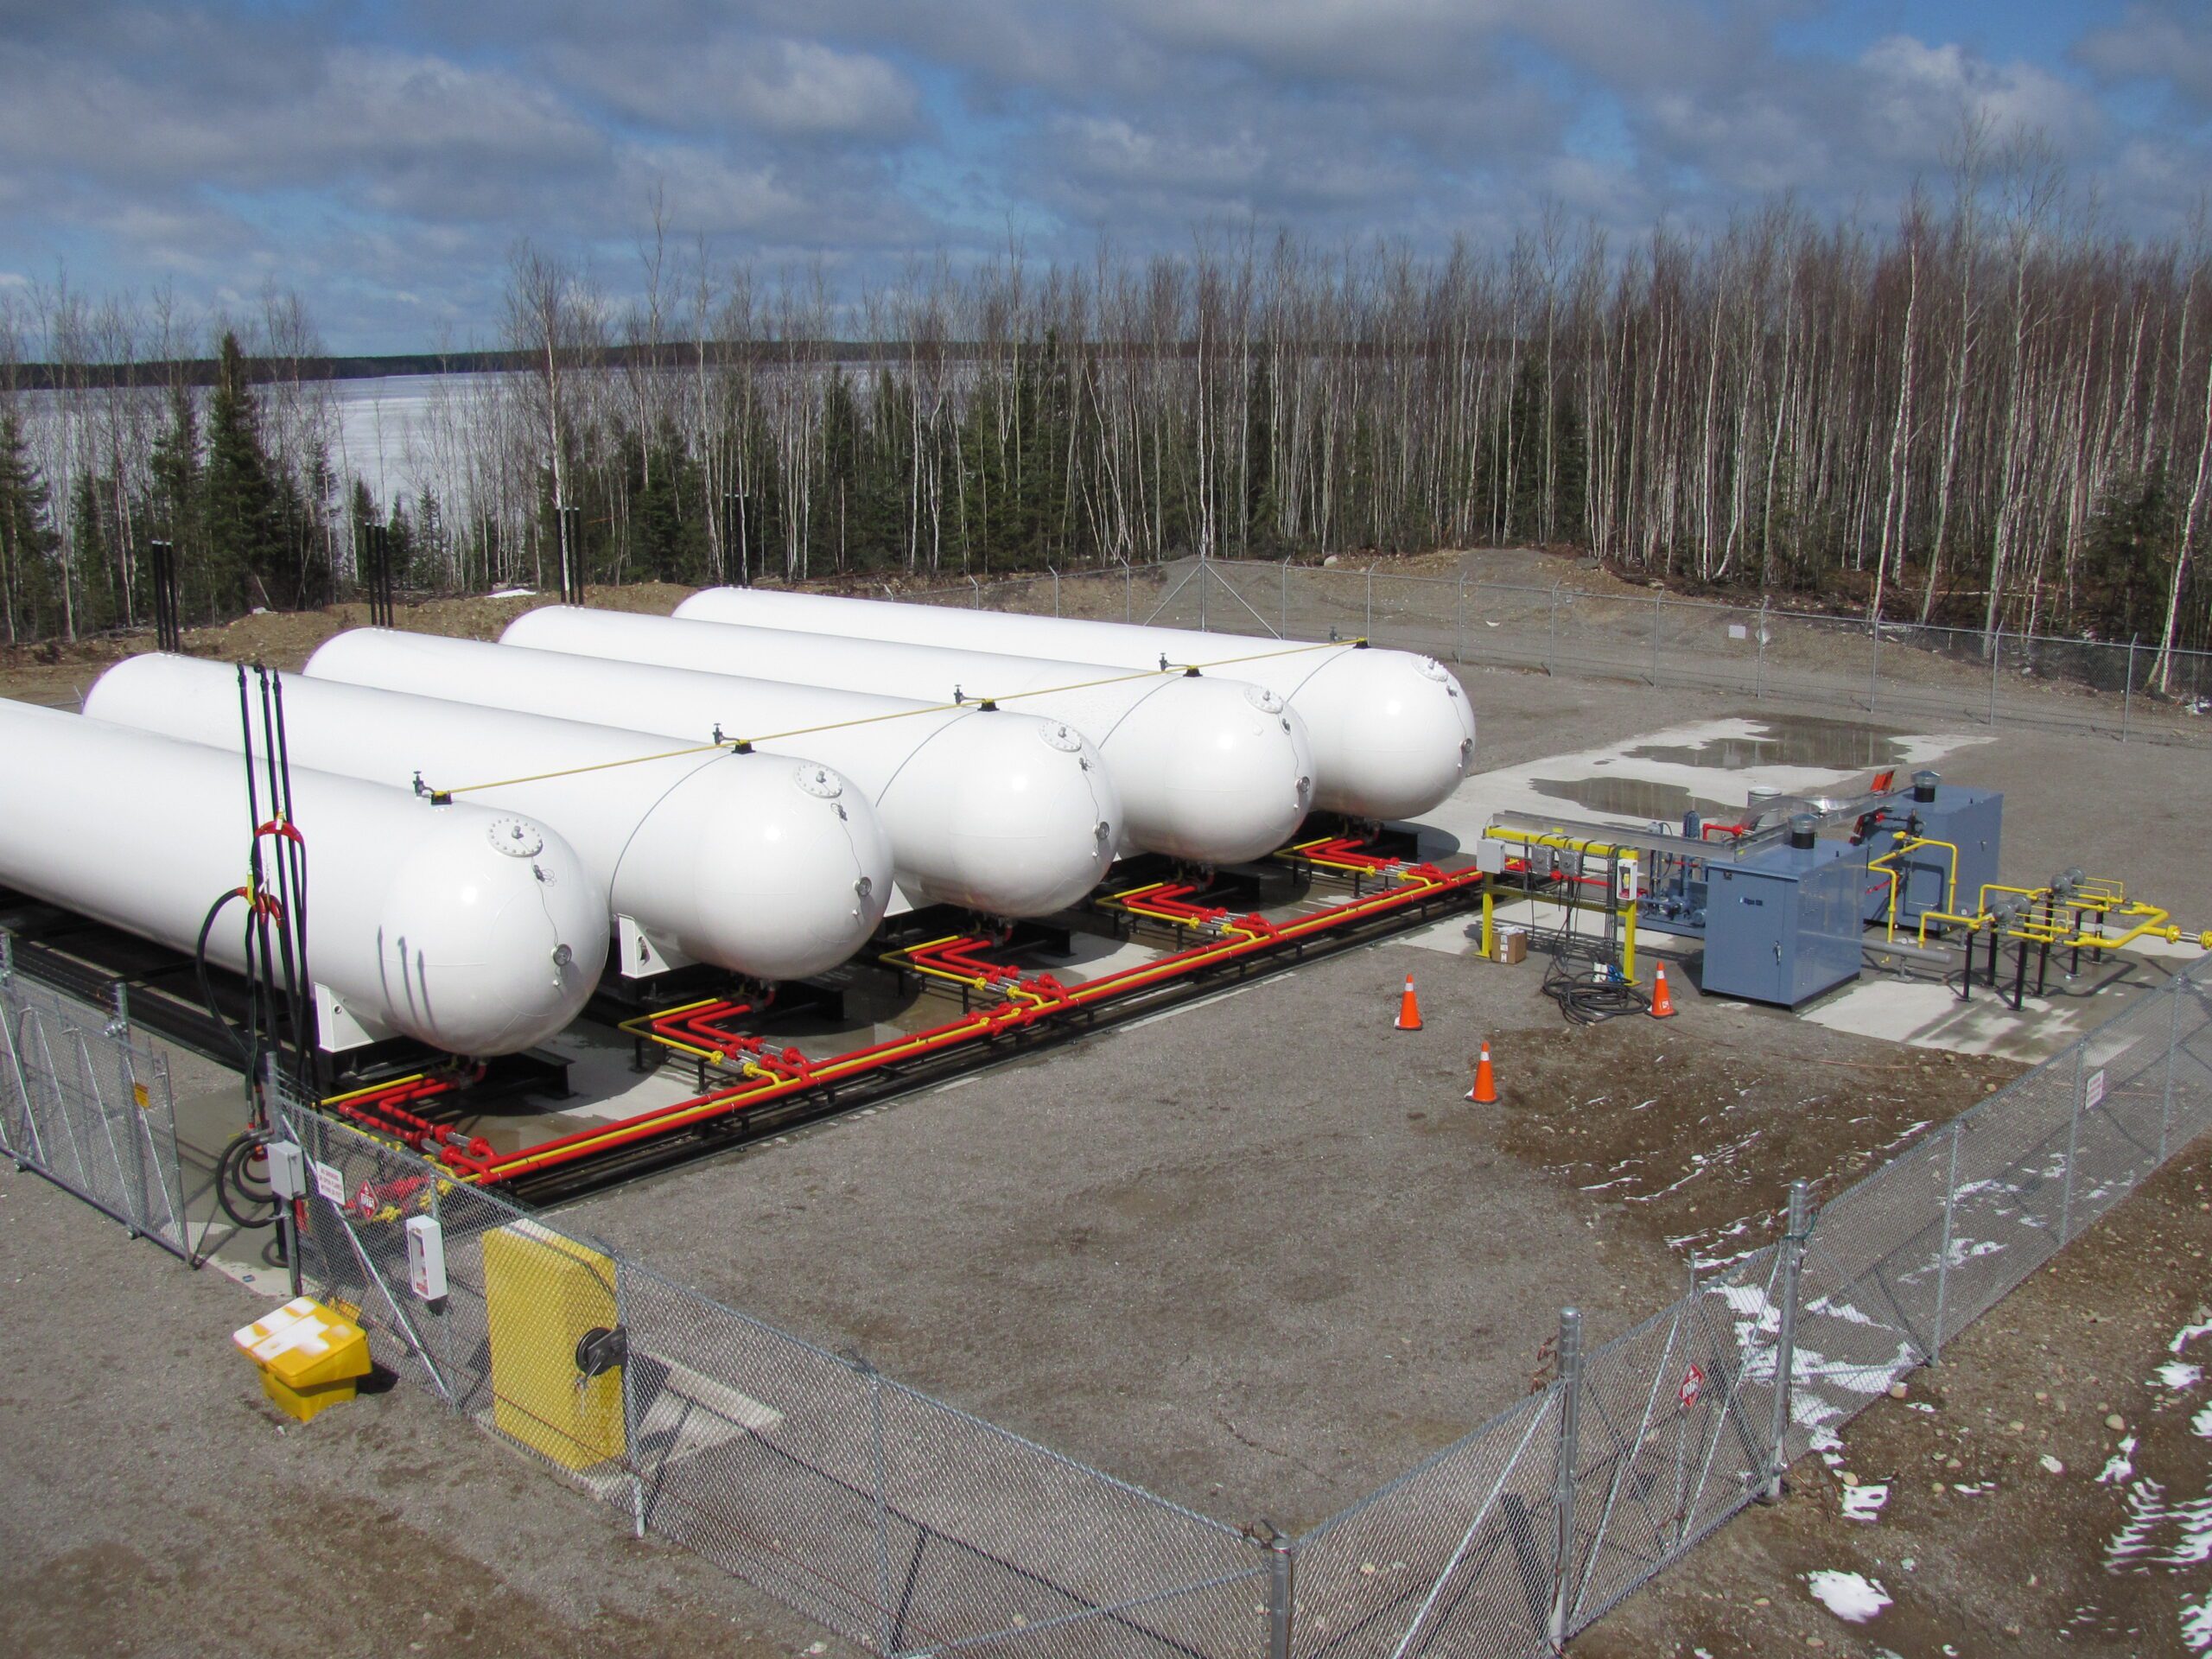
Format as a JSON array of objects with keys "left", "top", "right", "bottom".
[
  {"left": 194, "top": 888, "right": 253, "bottom": 1065},
  {"left": 1541, "top": 943, "right": 1651, "bottom": 1026},
  {"left": 216, "top": 1129, "right": 279, "bottom": 1229}
]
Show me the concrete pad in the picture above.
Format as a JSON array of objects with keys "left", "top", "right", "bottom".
[
  {"left": 1431, "top": 714, "right": 1994, "bottom": 847},
  {"left": 1804, "top": 956, "right": 2182, "bottom": 1063}
]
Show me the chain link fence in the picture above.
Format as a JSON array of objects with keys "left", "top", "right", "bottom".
[
  {"left": 276, "top": 1094, "right": 1272, "bottom": 1659},
  {"left": 6, "top": 920, "right": 2208, "bottom": 1656},
  {"left": 245, "top": 958, "right": 2209, "bottom": 1659},
  {"left": 898, "top": 558, "right": 2212, "bottom": 748},
  {"left": 0, "top": 958, "right": 188, "bottom": 1257}
]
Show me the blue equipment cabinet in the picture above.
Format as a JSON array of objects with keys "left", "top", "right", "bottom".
[
  {"left": 1861, "top": 779, "right": 2003, "bottom": 930},
  {"left": 1702, "top": 839, "right": 1864, "bottom": 1007}
]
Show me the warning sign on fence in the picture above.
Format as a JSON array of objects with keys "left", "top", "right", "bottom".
[
  {"left": 2087, "top": 1068, "right": 2107, "bottom": 1109},
  {"left": 1679, "top": 1363, "right": 1706, "bottom": 1410}
]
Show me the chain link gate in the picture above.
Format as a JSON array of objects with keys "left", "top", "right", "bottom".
[{"left": 0, "top": 959, "right": 189, "bottom": 1259}]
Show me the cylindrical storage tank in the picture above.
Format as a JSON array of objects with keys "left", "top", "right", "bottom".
[
  {"left": 302, "top": 629, "right": 1122, "bottom": 917},
  {"left": 0, "top": 699, "right": 604, "bottom": 1055},
  {"left": 500, "top": 607, "right": 1314, "bottom": 865},
  {"left": 85, "top": 656, "right": 893, "bottom": 983},
  {"left": 673, "top": 588, "right": 1477, "bottom": 822}
]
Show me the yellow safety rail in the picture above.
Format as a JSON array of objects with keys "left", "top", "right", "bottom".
[{"left": 1478, "top": 826, "right": 1641, "bottom": 985}]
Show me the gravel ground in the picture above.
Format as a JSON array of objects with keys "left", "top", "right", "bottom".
[{"left": 2, "top": 560, "right": 2209, "bottom": 1656}]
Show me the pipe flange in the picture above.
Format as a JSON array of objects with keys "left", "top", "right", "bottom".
[
  {"left": 1243, "top": 685, "right": 1286, "bottom": 715},
  {"left": 793, "top": 765, "right": 844, "bottom": 800},
  {"left": 486, "top": 817, "right": 544, "bottom": 859},
  {"left": 1414, "top": 656, "right": 1451, "bottom": 681},
  {"left": 1039, "top": 722, "right": 1084, "bottom": 753}
]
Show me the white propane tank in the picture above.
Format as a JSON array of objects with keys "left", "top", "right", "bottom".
[
  {"left": 304, "top": 628, "right": 1123, "bottom": 918},
  {"left": 0, "top": 699, "right": 604, "bottom": 1055},
  {"left": 84, "top": 656, "right": 893, "bottom": 983},
  {"left": 499, "top": 606, "right": 1315, "bottom": 865},
  {"left": 675, "top": 587, "right": 1478, "bottom": 823}
]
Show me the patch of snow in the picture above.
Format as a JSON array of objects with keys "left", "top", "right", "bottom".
[
  {"left": 2107, "top": 1479, "right": 2168, "bottom": 1569},
  {"left": 2172, "top": 1316, "right": 2212, "bottom": 1356},
  {"left": 2101, "top": 1437, "right": 2139, "bottom": 1484},
  {"left": 1807, "top": 1569, "right": 1892, "bottom": 1623},
  {"left": 2195, "top": 1404, "right": 2212, "bottom": 1440},
  {"left": 2183, "top": 1591, "right": 2212, "bottom": 1653},
  {"left": 2157, "top": 1362, "right": 2204, "bottom": 1392},
  {"left": 1841, "top": 1482, "right": 1890, "bottom": 1522},
  {"left": 487, "top": 586, "right": 537, "bottom": 600}
]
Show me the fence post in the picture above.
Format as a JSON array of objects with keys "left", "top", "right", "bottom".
[
  {"left": 616, "top": 1268, "right": 647, "bottom": 1540},
  {"left": 1126, "top": 563, "right": 1134, "bottom": 623},
  {"left": 2060, "top": 1043, "right": 2087, "bottom": 1245},
  {"left": 2124, "top": 636, "right": 2138, "bottom": 743},
  {"left": 1365, "top": 567, "right": 1374, "bottom": 638},
  {"left": 868, "top": 1359, "right": 893, "bottom": 1654},
  {"left": 1052, "top": 567, "right": 1060, "bottom": 617},
  {"left": 1266, "top": 1532, "right": 1294, "bottom": 1659},
  {"left": 1, "top": 931, "right": 12, "bottom": 988},
  {"left": 1455, "top": 572, "right": 1465, "bottom": 665},
  {"left": 1651, "top": 594, "right": 1662, "bottom": 688},
  {"left": 1546, "top": 1306, "right": 1584, "bottom": 1651},
  {"left": 1761, "top": 1181, "right": 1810, "bottom": 1503},
  {"left": 1548, "top": 587, "right": 1560, "bottom": 675},
  {"left": 1933, "top": 1124, "right": 1961, "bottom": 1362},
  {"left": 1200, "top": 555, "right": 1210, "bottom": 632},
  {"left": 1989, "top": 627, "right": 2000, "bottom": 726},
  {"left": 1755, "top": 597, "right": 1768, "bottom": 701},
  {"left": 105, "top": 981, "right": 130, "bottom": 1039},
  {"left": 1868, "top": 616, "right": 1880, "bottom": 715},
  {"left": 970, "top": 575, "right": 982, "bottom": 609},
  {"left": 1280, "top": 557, "right": 1290, "bottom": 637},
  {"left": 2162, "top": 971, "right": 2184, "bottom": 1166}
]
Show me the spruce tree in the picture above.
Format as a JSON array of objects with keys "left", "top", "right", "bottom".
[
  {"left": 202, "top": 331, "right": 286, "bottom": 612},
  {"left": 0, "top": 410, "right": 60, "bottom": 641}
]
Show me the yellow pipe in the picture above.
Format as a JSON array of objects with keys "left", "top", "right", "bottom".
[
  {"left": 1481, "top": 887, "right": 1496, "bottom": 959},
  {"left": 1916, "top": 908, "right": 1987, "bottom": 949},
  {"left": 321, "top": 1071, "right": 429, "bottom": 1108}
]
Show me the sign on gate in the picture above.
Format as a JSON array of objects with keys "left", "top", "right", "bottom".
[
  {"left": 2087, "top": 1069, "right": 2107, "bottom": 1109},
  {"left": 1678, "top": 1363, "right": 1706, "bottom": 1411}
]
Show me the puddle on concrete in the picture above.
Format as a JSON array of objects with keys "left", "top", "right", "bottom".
[
  {"left": 1623, "top": 715, "right": 1911, "bottom": 772},
  {"left": 1528, "top": 716, "right": 1913, "bottom": 823}
]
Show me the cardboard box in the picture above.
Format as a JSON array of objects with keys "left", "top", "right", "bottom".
[{"left": 1493, "top": 926, "right": 1529, "bottom": 964}]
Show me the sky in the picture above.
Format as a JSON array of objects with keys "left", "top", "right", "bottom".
[{"left": 2, "top": 0, "right": 2209, "bottom": 354}]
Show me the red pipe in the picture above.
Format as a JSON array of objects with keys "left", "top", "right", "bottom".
[{"left": 467, "top": 854, "right": 1485, "bottom": 1185}]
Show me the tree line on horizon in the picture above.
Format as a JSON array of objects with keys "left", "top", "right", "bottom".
[{"left": 5, "top": 146, "right": 2211, "bottom": 688}]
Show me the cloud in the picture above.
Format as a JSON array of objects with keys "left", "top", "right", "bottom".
[
  {"left": 0, "top": 0, "right": 2194, "bottom": 351},
  {"left": 548, "top": 35, "right": 924, "bottom": 141},
  {"left": 2077, "top": 1, "right": 2212, "bottom": 110}
]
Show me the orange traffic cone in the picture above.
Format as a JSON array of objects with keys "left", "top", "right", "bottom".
[
  {"left": 1466, "top": 1041, "right": 1498, "bottom": 1103},
  {"left": 1394, "top": 974, "right": 1423, "bottom": 1031},
  {"left": 1649, "top": 963, "right": 1677, "bottom": 1019}
]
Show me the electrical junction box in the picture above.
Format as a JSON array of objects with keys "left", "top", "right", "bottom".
[
  {"left": 1702, "top": 840, "right": 1863, "bottom": 1007},
  {"left": 405, "top": 1214, "right": 448, "bottom": 1302},
  {"left": 1613, "top": 857, "right": 1641, "bottom": 906},
  {"left": 264, "top": 1140, "right": 306, "bottom": 1201}
]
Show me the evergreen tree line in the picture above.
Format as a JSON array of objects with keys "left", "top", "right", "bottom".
[{"left": 9, "top": 161, "right": 2212, "bottom": 683}]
